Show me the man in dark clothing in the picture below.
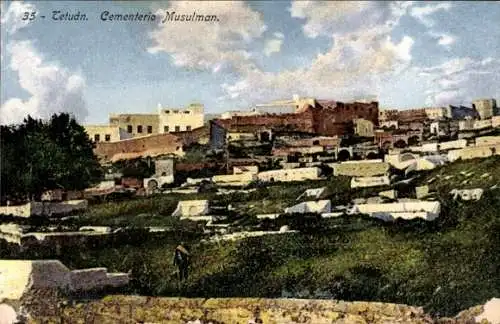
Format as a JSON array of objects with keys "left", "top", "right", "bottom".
[{"left": 173, "top": 243, "right": 190, "bottom": 282}]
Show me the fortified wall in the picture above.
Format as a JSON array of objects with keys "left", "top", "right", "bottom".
[
  {"left": 94, "top": 132, "right": 184, "bottom": 162},
  {"left": 214, "top": 101, "right": 379, "bottom": 137}
]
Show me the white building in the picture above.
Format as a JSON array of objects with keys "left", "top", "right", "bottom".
[{"left": 158, "top": 103, "right": 204, "bottom": 133}]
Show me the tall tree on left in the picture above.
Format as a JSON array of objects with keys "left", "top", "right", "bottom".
[{"left": 0, "top": 113, "right": 103, "bottom": 202}]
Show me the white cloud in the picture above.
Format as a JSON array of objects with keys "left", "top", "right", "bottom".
[
  {"left": 0, "top": 40, "right": 87, "bottom": 125},
  {"left": 221, "top": 1, "right": 415, "bottom": 102},
  {"left": 148, "top": 1, "right": 266, "bottom": 72},
  {"left": 273, "top": 32, "right": 284, "bottom": 39},
  {"left": 0, "top": 1, "right": 36, "bottom": 35},
  {"left": 410, "top": 2, "right": 452, "bottom": 27},
  {"left": 428, "top": 31, "right": 456, "bottom": 47},
  {"left": 263, "top": 33, "right": 284, "bottom": 56},
  {"left": 415, "top": 57, "right": 500, "bottom": 106},
  {"left": 289, "top": 1, "right": 413, "bottom": 38}
]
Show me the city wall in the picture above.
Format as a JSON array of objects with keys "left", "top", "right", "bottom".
[{"left": 215, "top": 101, "right": 378, "bottom": 137}]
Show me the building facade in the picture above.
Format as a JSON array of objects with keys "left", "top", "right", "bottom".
[
  {"left": 472, "top": 98, "right": 498, "bottom": 120},
  {"left": 84, "top": 125, "right": 132, "bottom": 143},
  {"left": 424, "top": 107, "right": 447, "bottom": 120},
  {"left": 354, "top": 119, "right": 375, "bottom": 137},
  {"left": 211, "top": 100, "right": 379, "bottom": 140},
  {"left": 158, "top": 103, "right": 204, "bottom": 133},
  {"left": 109, "top": 113, "right": 160, "bottom": 138}
]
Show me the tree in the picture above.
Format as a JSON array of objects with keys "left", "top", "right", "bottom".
[{"left": 0, "top": 113, "right": 102, "bottom": 202}]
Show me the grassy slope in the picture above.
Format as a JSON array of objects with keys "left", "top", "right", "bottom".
[{"left": 7, "top": 156, "right": 500, "bottom": 317}]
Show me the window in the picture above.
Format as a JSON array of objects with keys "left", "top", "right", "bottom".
[
  {"left": 164, "top": 125, "right": 169, "bottom": 132},
  {"left": 137, "top": 125, "right": 143, "bottom": 133},
  {"left": 164, "top": 110, "right": 170, "bottom": 114},
  {"left": 147, "top": 125, "right": 153, "bottom": 133},
  {"left": 94, "top": 134, "right": 100, "bottom": 142},
  {"left": 175, "top": 126, "right": 180, "bottom": 132},
  {"left": 184, "top": 111, "right": 190, "bottom": 114},
  {"left": 186, "top": 126, "right": 192, "bottom": 131},
  {"left": 127, "top": 125, "right": 133, "bottom": 133},
  {"left": 105, "top": 134, "right": 111, "bottom": 142}
]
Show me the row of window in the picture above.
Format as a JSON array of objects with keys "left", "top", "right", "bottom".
[
  {"left": 94, "top": 134, "right": 111, "bottom": 142},
  {"left": 124, "top": 125, "right": 193, "bottom": 134},
  {"left": 127, "top": 125, "right": 153, "bottom": 134},
  {"left": 164, "top": 110, "right": 191, "bottom": 114},
  {"left": 163, "top": 125, "right": 191, "bottom": 132}
]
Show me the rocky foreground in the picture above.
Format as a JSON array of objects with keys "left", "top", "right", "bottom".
[{"left": 2, "top": 293, "right": 499, "bottom": 324}]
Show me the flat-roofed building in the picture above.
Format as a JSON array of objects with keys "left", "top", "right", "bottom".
[
  {"left": 84, "top": 125, "right": 132, "bottom": 143},
  {"left": 158, "top": 103, "right": 204, "bottom": 133},
  {"left": 109, "top": 113, "right": 159, "bottom": 138}
]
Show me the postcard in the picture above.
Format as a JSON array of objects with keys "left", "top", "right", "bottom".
[{"left": 1, "top": 1, "right": 499, "bottom": 323}]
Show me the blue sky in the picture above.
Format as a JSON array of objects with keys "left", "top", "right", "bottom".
[{"left": 1, "top": 1, "right": 499, "bottom": 125}]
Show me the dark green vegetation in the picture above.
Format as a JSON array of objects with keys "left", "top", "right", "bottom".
[
  {"left": 3, "top": 155, "right": 500, "bottom": 317},
  {"left": 0, "top": 114, "right": 102, "bottom": 202}
]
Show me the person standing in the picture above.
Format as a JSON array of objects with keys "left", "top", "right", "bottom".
[{"left": 173, "top": 242, "right": 190, "bottom": 282}]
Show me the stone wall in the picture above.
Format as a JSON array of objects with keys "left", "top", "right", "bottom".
[
  {"left": 351, "top": 176, "right": 391, "bottom": 188},
  {"left": 0, "top": 260, "right": 129, "bottom": 301},
  {"left": 0, "top": 200, "right": 88, "bottom": 218},
  {"left": 212, "top": 172, "right": 256, "bottom": 185},
  {"left": 173, "top": 125, "right": 210, "bottom": 146},
  {"left": 439, "top": 139, "right": 467, "bottom": 151},
  {"left": 272, "top": 146, "right": 324, "bottom": 156},
  {"left": 214, "top": 101, "right": 378, "bottom": 137},
  {"left": 352, "top": 201, "right": 441, "bottom": 221},
  {"left": 4, "top": 295, "right": 498, "bottom": 323},
  {"left": 94, "top": 133, "right": 183, "bottom": 162},
  {"left": 329, "top": 161, "right": 389, "bottom": 177},
  {"left": 257, "top": 167, "right": 321, "bottom": 182},
  {"left": 284, "top": 200, "right": 331, "bottom": 214},
  {"left": 475, "top": 136, "right": 500, "bottom": 147},
  {"left": 23, "top": 297, "right": 439, "bottom": 323},
  {"left": 447, "top": 146, "right": 497, "bottom": 162},
  {"left": 492, "top": 116, "right": 500, "bottom": 128},
  {"left": 171, "top": 200, "right": 210, "bottom": 217}
]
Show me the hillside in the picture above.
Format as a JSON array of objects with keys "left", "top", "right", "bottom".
[{"left": 2, "top": 156, "right": 500, "bottom": 318}]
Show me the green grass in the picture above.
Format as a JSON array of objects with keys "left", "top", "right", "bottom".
[{"left": 3, "top": 156, "right": 500, "bottom": 317}]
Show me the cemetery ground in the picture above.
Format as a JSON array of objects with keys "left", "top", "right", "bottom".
[{"left": 1, "top": 156, "right": 499, "bottom": 318}]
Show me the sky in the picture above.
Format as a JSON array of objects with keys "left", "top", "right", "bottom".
[{"left": 1, "top": 1, "right": 499, "bottom": 125}]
